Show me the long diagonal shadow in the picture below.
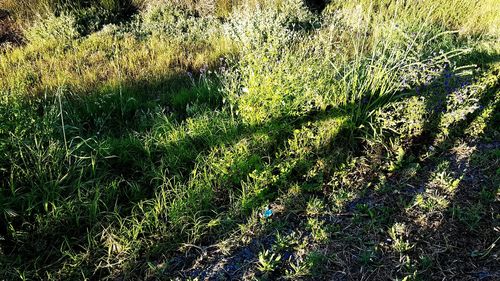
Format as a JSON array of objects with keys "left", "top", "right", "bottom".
[
  {"left": 321, "top": 65, "right": 500, "bottom": 280},
  {"left": 2, "top": 47, "right": 498, "bottom": 279},
  {"left": 165, "top": 54, "right": 499, "bottom": 280}
]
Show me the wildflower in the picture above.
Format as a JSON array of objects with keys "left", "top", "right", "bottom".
[
  {"left": 241, "top": 87, "right": 249, "bottom": 93},
  {"left": 261, "top": 207, "right": 273, "bottom": 219}
]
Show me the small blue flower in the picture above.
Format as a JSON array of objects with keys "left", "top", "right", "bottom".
[{"left": 263, "top": 208, "right": 273, "bottom": 218}]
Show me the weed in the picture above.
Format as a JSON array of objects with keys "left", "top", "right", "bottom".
[
  {"left": 306, "top": 218, "right": 329, "bottom": 243},
  {"left": 257, "top": 249, "right": 282, "bottom": 274},
  {"left": 305, "top": 197, "right": 325, "bottom": 216},
  {"left": 389, "top": 223, "right": 414, "bottom": 253}
]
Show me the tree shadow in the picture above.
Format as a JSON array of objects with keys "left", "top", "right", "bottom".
[
  {"left": 1, "top": 46, "right": 499, "bottom": 280},
  {"left": 312, "top": 58, "right": 500, "bottom": 279},
  {"left": 303, "top": 0, "right": 330, "bottom": 13},
  {"left": 324, "top": 59, "right": 499, "bottom": 280},
  {"left": 163, "top": 51, "right": 500, "bottom": 280},
  {"left": 392, "top": 76, "right": 499, "bottom": 280}
]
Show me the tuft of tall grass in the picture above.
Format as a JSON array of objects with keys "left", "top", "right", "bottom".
[
  {"left": 221, "top": 0, "right": 472, "bottom": 130},
  {"left": 325, "top": 0, "right": 500, "bottom": 37}
]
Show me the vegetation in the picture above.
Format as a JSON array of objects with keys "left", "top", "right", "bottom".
[{"left": 0, "top": 0, "right": 498, "bottom": 279}]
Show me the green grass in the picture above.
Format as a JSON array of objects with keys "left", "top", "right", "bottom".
[{"left": 0, "top": 0, "right": 499, "bottom": 280}]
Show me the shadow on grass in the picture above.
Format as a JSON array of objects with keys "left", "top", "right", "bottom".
[
  {"left": 1, "top": 48, "right": 498, "bottom": 280},
  {"left": 166, "top": 52, "right": 499, "bottom": 280},
  {"left": 0, "top": 69, "right": 226, "bottom": 278},
  {"left": 351, "top": 71, "right": 499, "bottom": 280},
  {"left": 305, "top": 58, "right": 499, "bottom": 280},
  {"left": 113, "top": 49, "right": 499, "bottom": 280}
]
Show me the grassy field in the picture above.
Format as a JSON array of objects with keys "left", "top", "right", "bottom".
[{"left": 0, "top": 0, "right": 499, "bottom": 280}]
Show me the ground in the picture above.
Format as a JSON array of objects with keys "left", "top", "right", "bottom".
[{"left": 0, "top": 1, "right": 499, "bottom": 280}]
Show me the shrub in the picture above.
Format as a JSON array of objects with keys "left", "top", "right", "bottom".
[
  {"left": 1, "top": 0, "right": 141, "bottom": 32},
  {"left": 140, "top": 1, "right": 219, "bottom": 41},
  {"left": 222, "top": 0, "right": 464, "bottom": 126},
  {"left": 23, "top": 13, "right": 79, "bottom": 46}
]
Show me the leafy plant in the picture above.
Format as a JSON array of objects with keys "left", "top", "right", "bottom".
[{"left": 257, "top": 249, "right": 282, "bottom": 274}]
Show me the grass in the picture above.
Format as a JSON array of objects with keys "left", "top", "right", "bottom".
[{"left": 0, "top": 0, "right": 499, "bottom": 280}]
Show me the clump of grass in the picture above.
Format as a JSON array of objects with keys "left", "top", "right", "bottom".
[
  {"left": 257, "top": 249, "right": 282, "bottom": 275},
  {"left": 222, "top": 0, "right": 474, "bottom": 131},
  {"left": 23, "top": 13, "right": 79, "bottom": 46},
  {"left": 388, "top": 223, "right": 414, "bottom": 253}
]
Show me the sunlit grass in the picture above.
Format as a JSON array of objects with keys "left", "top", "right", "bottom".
[{"left": 0, "top": 0, "right": 499, "bottom": 279}]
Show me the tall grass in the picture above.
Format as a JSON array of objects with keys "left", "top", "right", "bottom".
[
  {"left": 326, "top": 0, "right": 500, "bottom": 37},
  {"left": 0, "top": 0, "right": 498, "bottom": 279},
  {"left": 222, "top": 1, "right": 473, "bottom": 128}
]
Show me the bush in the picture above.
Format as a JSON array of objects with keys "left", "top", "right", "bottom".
[
  {"left": 1, "top": 0, "right": 141, "bottom": 33},
  {"left": 222, "top": 0, "right": 463, "bottom": 126},
  {"left": 140, "top": 2, "right": 218, "bottom": 40},
  {"left": 24, "top": 13, "right": 79, "bottom": 46}
]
